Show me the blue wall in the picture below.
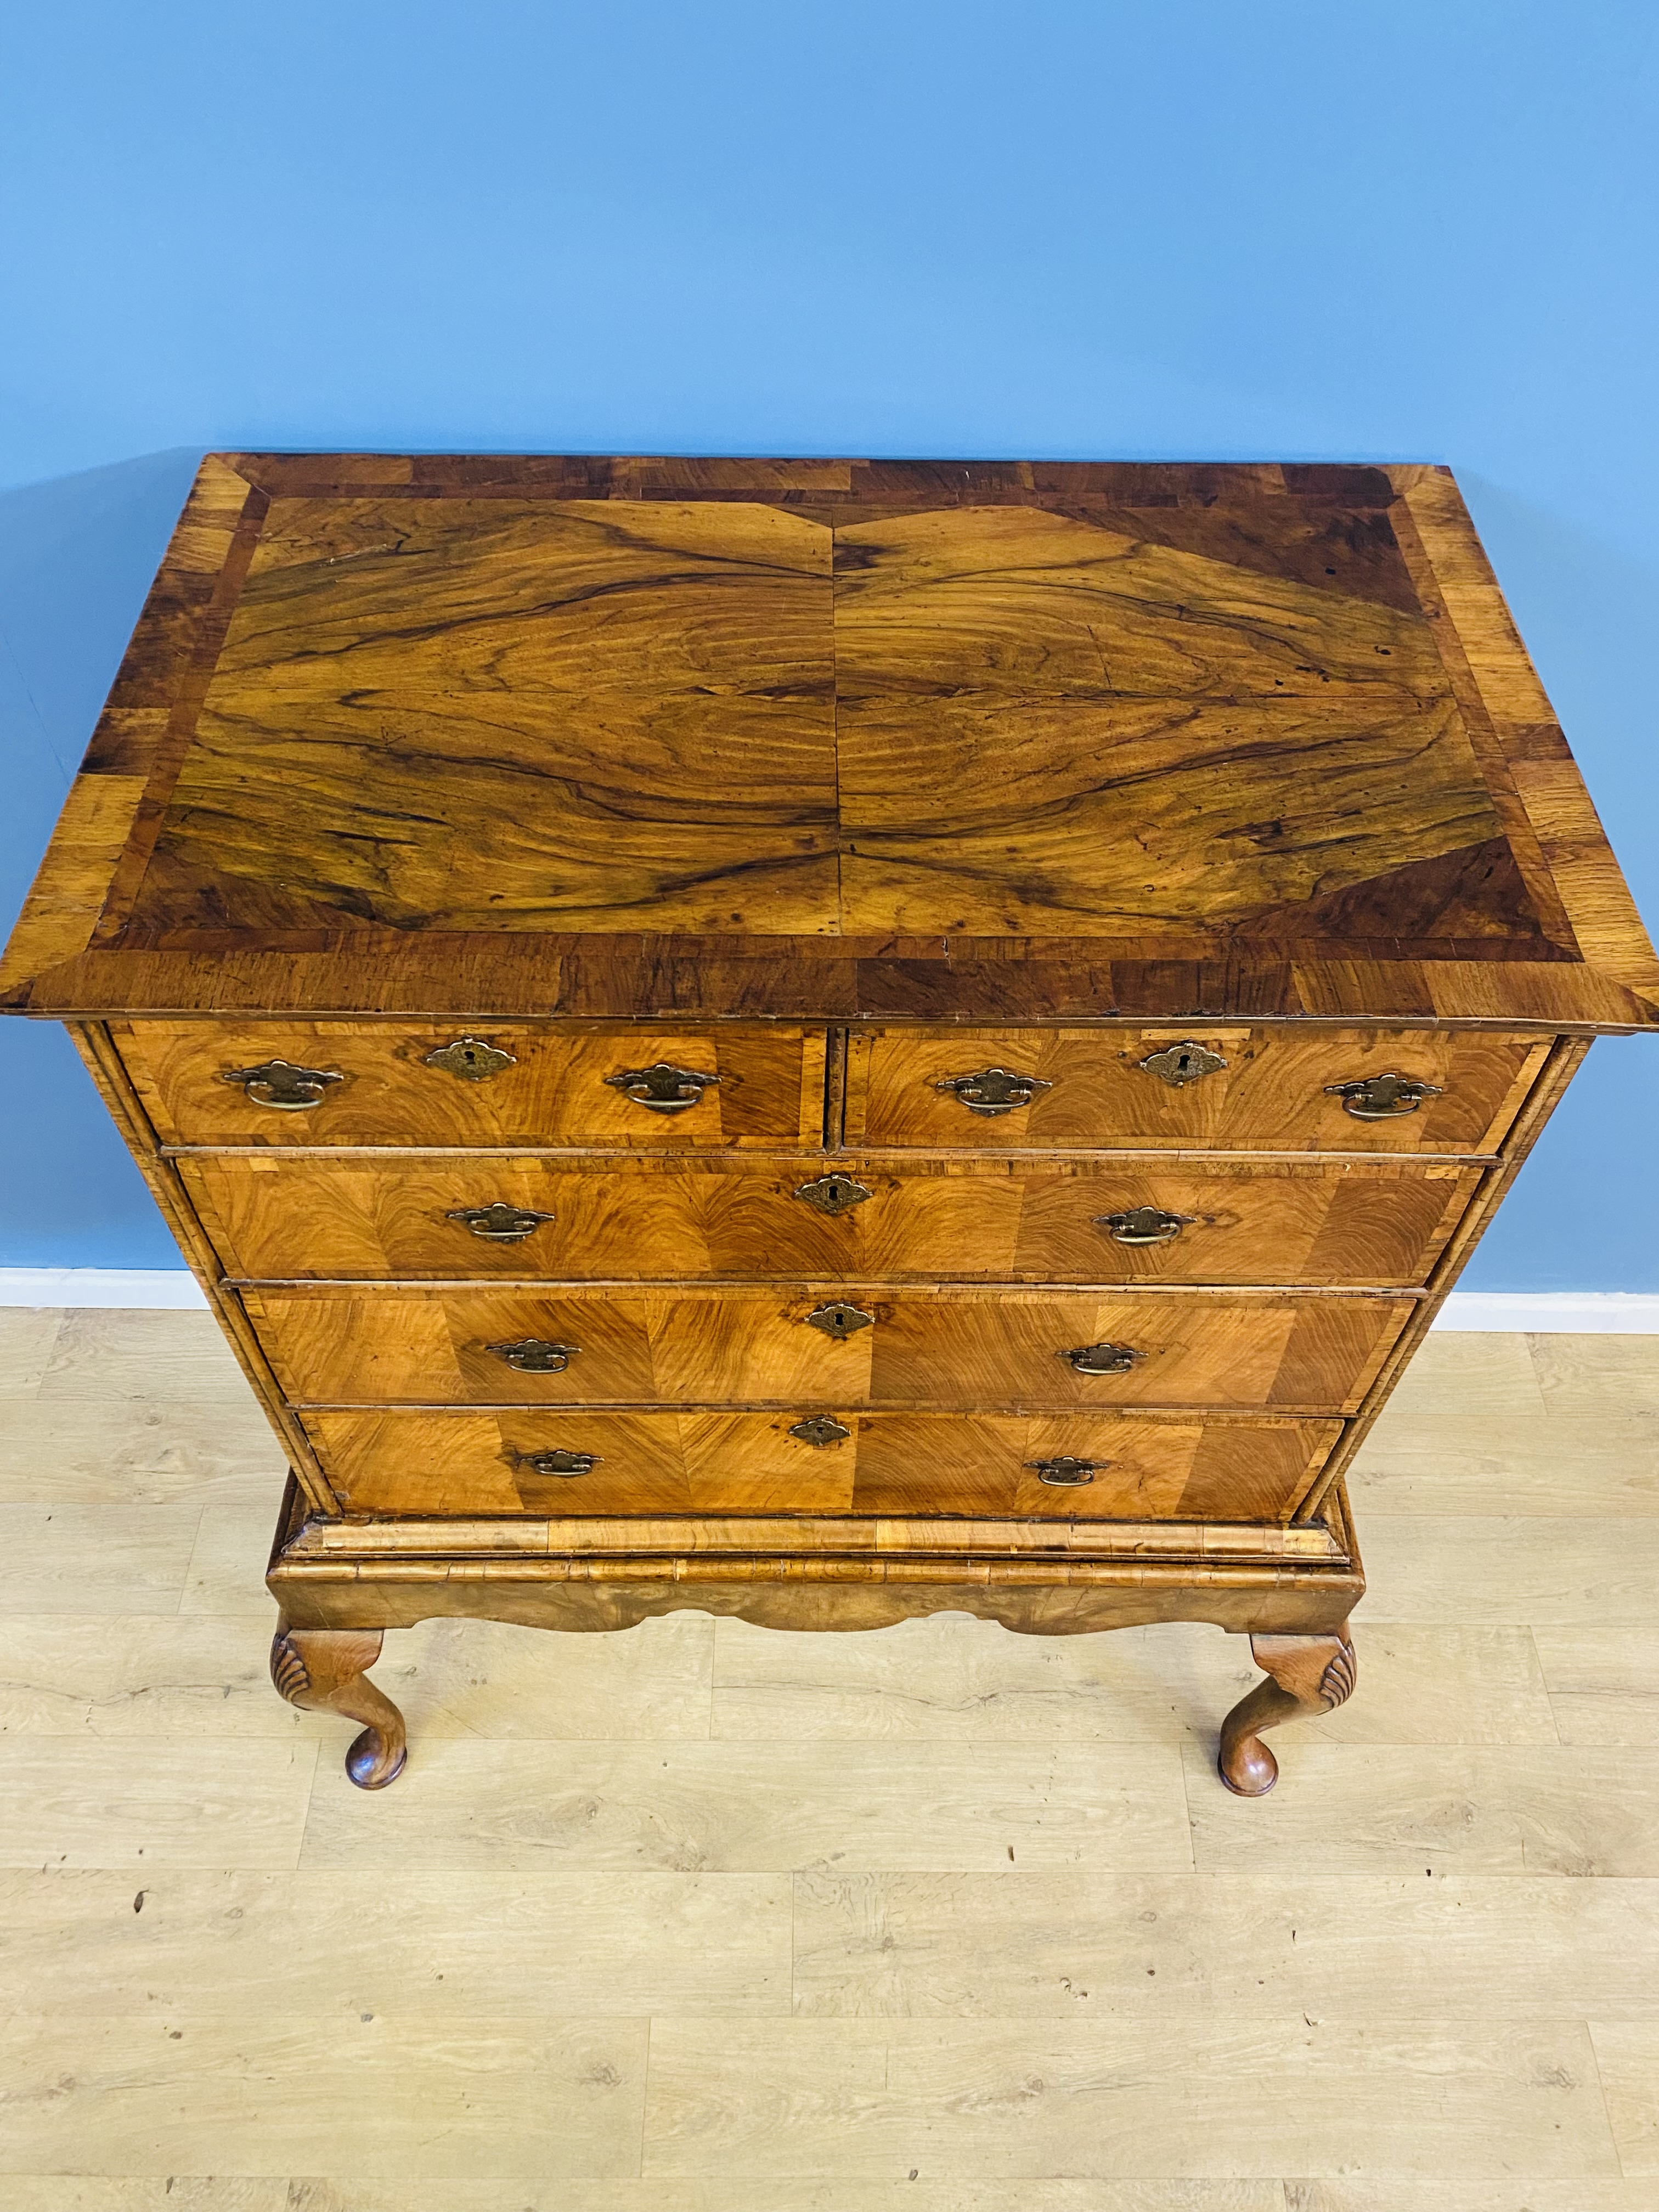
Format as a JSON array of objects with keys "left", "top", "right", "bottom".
[{"left": 2, "top": 1, "right": 1655, "bottom": 1284}]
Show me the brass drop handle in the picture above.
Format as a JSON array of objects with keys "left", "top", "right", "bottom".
[
  {"left": 424, "top": 1036, "right": 517, "bottom": 1080},
  {"left": 934, "top": 1066, "right": 1052, "bottom": 1116},
  {"left": 517, "top": 1448, "right": 598, "bottom": 1478},
  {"left": 805, "top": 1301, "right": 875, "bottom": 1340},
  {"left": 1027, "top": 1455, "right": 1107, "bottom": 1487},
  {"left": 447, "top": 1201, "right": 556, "bottom": 1243},
  {"left": 1324, "top": 1073, "right": 1443, "bottom": 1120},
  {"left": 488, "top": 1338, "right": 580, "bottom": 1373},
  {"left": 1058, "top": 1341, "right": 1146, "bottom": 1376},
  {"left": 1095, "top": 1206, "right": 1194, "bottom": 1245},
  {"left": 604, "top": 1062, "right": 720, "bottom": 1114},
  {"left": 789, "top": 1415, "right": 852, "bottom": 1447},
  {"left": 220, "top": 1059, "right": 344, "bottom": 1110}
]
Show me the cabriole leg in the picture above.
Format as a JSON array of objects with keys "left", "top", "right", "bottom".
[
  {"left": 1218, "top": 1628, "right": 1356, "bottom": 1797},
  {"left": 270, "top": 1617, "right": 407, "bottom": 1789}
]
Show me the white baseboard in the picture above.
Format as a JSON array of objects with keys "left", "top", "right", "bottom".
[
  {"left": 0, "top": 1269, "right": 211, "bottom": 1308},
  {"left": 1432, "top": 1291, "right": 1659, "bottom": 1333},
  {"left": 0, "top": 1270, "right": 1655, "bottom": 1331}
]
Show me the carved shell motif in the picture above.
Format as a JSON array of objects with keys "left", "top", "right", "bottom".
[
  {"left": 1318, "top": 1642, "right": 1357, "bottom": 1709},
  {"left": 270, "top": 1632, "right": 311, "bottom": 1703}
]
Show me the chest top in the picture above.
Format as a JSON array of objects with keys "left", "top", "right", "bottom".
[{"left": 3, "top": 454, "right": 1654, "bottom": 1031}]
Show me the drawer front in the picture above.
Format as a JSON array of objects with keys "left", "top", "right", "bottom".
[
  {"left": 183, "top": 1153, "right": 1481, "bottom": 1288},
  {"left": 244, "top": 1283, "right": 1412, "bottom": 1413},
  {"left": 847, "top": 1026, "right": 1550, "bottom": 1153},
  {"left": 306, "top": 1407, "right": 1344, "bottom": 1522},
  {"left": 115, "top": 1021, "right": 827, "bottom": 1149}
]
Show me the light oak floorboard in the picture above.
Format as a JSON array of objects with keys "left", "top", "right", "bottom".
[
  {"left": 712, "top": 1617, "right": 1556, "bottom": 1746},
  {"left": 1533, "top": 1622, "right": 1659, "bottom": 1745},
  {"left": 0, "top": 1868, "right": 790, "bottom": 2017},
  {"left": 1358, "top": 1514, "right": 1659, "bottom": 1622},
  {"left": 180, "top": 1501, "right": 287, "bottom": 1618},
  {"left": 0, "top": 1393, "right": 284, "bottom": 1504},
  {"left": 1379, "top": 1330, "right": 1548, "bottom": 1420},
  {"left": 0, "top": 1305, "right": 63, "bottom": 1396},
  {"left": 0, "top": 1611, "right": 718, "bottom": 1745},
  {"left": 0, "top": 2014, "right": 648, "bottom": 2181},
  {"left": 297, "top": 1740, "right": 1194, "bottom": 1874},
  {"left": 373, "top": 1613, "right": 716, "bottom": 1741},
  {"left": 638, "top": 2016, "right": 1618, "bottom": 2179},
  {"left": 0, "top": 1615, "right": 303, "bottom": 1737},
  {"left": 1282, "top": 2185, "right": 1658, "bottom": 2210},
  {"left": 1183, "top": 1743, "right": 1659, "bottom": 1875},
  {"left": 789, "top": 1870, "right": 1659, "bottom": 2018},
  {"left": 1349, "top": 1412, "right": 1659, "bottom": 1514},
  {"left": 282, "top": 2185, "right": 1286, "bottom": 2210},
  {"left": 0, "top": 1502, "right": 201, "bottom": 1615},
  {"left": 1, "top": 2185, "right": 289, "bottom": 2211},
  {"left": 40, "top": 1310, "right": 261, "bottom": 1402},
  {"left": 1588, "top": 2019, "right": 1659, "bottom": 2176},
  {"left": 1530, "top": 1333, "right": 1659, "bottom": 1418},
  {"left": 0, "top": 1738, "right": 317, "bottom": 1870}
]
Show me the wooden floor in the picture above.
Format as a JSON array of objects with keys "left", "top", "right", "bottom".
[{"left": 2, "top": 1312, "right": 1657, "bottom": 2209}]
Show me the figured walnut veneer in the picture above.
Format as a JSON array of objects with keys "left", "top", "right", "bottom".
[{"left": 5, "top": 455, "right": 1654, "bottom": 1793}]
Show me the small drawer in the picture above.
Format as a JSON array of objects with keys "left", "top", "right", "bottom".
[
  {"left": 242, "top": 1283, "right": 1413, "bottom": 1414},
  {"left": 181, "top": 1152, "right": 1482, "bottom": 1288},
  {"left": 845, "top": 1025, "right": 1551, "bottom": 1154},
  {"left": 114, "top": 1020, "right": 827, "bottom": 1150},
  {"left": 304, "top": 1406, "right": 1343, "bottom": 1523}
]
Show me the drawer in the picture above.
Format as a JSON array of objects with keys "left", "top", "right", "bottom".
[
  {"left": 305, "top": 1406, "right": 1344, "bottom": 1522},
  {"left": 846, "top": 1026, "right": 1551, "bottom": 1153},
  {"left": 183, "top": 1152, "right": 1482, "bottom": 1288},
  {"left": 244, "top": 1283, "right": 1413, "bottom": 1413},
  {"left": 114, "top": 1021, "right": 827, "bottom": 1149}
]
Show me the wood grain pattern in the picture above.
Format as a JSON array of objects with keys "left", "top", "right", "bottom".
[
  {"left": 114, "top": 1020, "right": 827, "bottom": 1149},
  {"left": 848, "top": 1024, "right": 1550, "bottom": 1153},
  {"left": 833, "top": 504, "right": 1527, "bottom": 939},
  {"left": 127, "top": 498, "right": 839, "bottom": 938},
  {"left": 3, "top": 456, "right": 1652, "bottom": 1028},
  {"left": 242, "top": 1282, "right": 1412, "bottom": 1414},
  {"left": 177, "top": 1150, "right": 1481, "bottom": 1288},
  {"left": 296, "top": 1408, "right": 1342, "bottom": 1522}
]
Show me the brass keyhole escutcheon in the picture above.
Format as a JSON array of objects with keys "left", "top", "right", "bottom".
[
  {"left": 1324, "top": 1072, "right": 1443, "bottom": 1120},
  {"left": 516, "top": 1448, "right": 599, "bottom": 1479},
  {"left": 805, "top": 1302, "right": 875, "bottom": 1340},
  {"left": 1096, "top": 1206, "right": 1195, "bottom": 1245},
  {"left": 794, "top": 1174, "right": 873, "bottom": 1217},
  {"left": 1135, "top": 1041, "right": 1227, "bottom": 1087},
  {"left": 934, "top": 1066, "right": 1052, "bottom": 1116},
  {"left": 447, "top": 1202, "right": 555, "bottom": 1244},
  {"left": 424, "top": 1036, "right": 517, "bottom": 1081},
  {"left": 487, "top": 1338, "right": 580, "bottom": 1373},
  {"left": 788, "top": 1415, "right": 853, "bottom": 1447},
  {"left": 1058, "top": 1341, "right": 1146, "bottom": 1376},
  {"left": 603, "top": 1062, "right": 720, "bottom": 1113},
  {"left": 220, "top": 1059, "right": 344, "bottom": 1111},
  {"left": 1026, "top": 1456, "right": 1107, "bottom": 1487}
]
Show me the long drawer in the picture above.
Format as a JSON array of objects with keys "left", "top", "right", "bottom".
[
  {"left": 243, "top": 1283, "right": 1413, "bottom": 1413},
  {"left": 303, "top": 1406, "right": 1345, "bottom": 1522},
  {"left": 847, "top": 1025, "right": 1551, "bottom": 1153},
  {"left": 114, "top": 1021, "right": 828, "bottom": 1149},
  {"left": 183, "top": 1152, "right": 1481, "bottom": 1288}
]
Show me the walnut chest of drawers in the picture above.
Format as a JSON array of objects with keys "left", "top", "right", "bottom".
[{"left": 5, "top": 453, "right": 1655, "bottom": 1796}]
